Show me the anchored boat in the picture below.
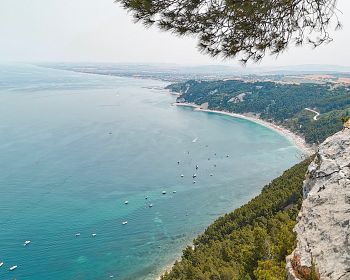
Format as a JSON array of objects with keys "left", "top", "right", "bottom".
[{"left": 9, "top": 265, "right": 17, "bottom": 271}]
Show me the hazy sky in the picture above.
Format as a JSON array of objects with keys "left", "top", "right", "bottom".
[{"left": 0, "top": 0, "right": 349, "bottom": 66}]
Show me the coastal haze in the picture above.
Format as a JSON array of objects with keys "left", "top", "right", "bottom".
[
  {"left": 0, "top": 64, "right": 302, "bottom": 279},
  {"left": 0, "top": 0, "right": 350, "bottom": 66}
]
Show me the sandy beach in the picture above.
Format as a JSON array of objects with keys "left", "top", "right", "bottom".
[
  {"left": 173, "top": 102, "right": 314, "bottom": 156},
  {"left": 155, "top": 102, "right": 314, "bottom": 279}
]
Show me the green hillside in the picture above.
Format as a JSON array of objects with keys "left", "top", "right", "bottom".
[
  {"left": 161, "top": 159, "right": 311, "bottom": 280},
  {"left": 168, "top": 80, "right": 350, "bottom": 144}
]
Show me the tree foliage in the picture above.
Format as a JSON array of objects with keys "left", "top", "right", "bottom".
[{"left": 115, "top": 0, "right": 340, "bottom": 63}]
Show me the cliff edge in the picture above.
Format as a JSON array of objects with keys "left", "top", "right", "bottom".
[{"left": 286, "top": 129, "right": 350, "bottom": 280}]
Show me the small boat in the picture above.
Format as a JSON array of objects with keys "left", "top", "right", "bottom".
[
  {"left": 180, "top": 174, "right": 184, "bottom": 178},
  {"left": 162, "top": 191, "right": 167, "bottom": 195},
  {"left": 192, "top": 137, "right": 198, "bottom": 143},
  {"left": 75, "top": 233, "right": 81, "bottom": 237},
  {"left": 173, "top": 191, "right": 177, "bottom": 193},
  {"left": 149, "top": 204, "right": 153, "bottom": 208},
  {"left": 24, "top": 240, "right": 31, "bottom": 246},
  {"left": 122, "top": 221, "right": 128, "bottom": 225},
  {"left": 0, "top": 262, "right": 3, "bottom": 267},
  {"left": 92, "top": 233, "right": 97, "bottom": 237},
  {"left": 145, "top": 196, "right": 148, "bottom": 200},
  {"left": 193, "top": 181, "right": 196, "bottom": 184},
  {"left": 192, "top": 174, "right": 197, "bottom": 178},
  {"left": 195, "top": 165, "right": 199, "bottom": 170},
  {"left": 124, "top": 200, "right": 129, "bottom": 205},
  {"left": 226, "top": 155, "right": 229, "bottom": 158},
  {"left": 9, "top": 265, "right": 17, "bottom": 271},
  {"left": 177, "top": 161, "right": 180, "bottom": 165},
  {"left": 210, "top": 174, "right": 213, "bottom": 177}
]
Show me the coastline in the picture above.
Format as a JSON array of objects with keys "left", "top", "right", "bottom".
[
  {"left": 154, "top": 262, "right": 177, "bottom": 280},
  {"left": 155, "top": 103, "right": 313, "bottom": 280},
  {"left": 173, "top": 102, "right": 314, "bottom": 156}
]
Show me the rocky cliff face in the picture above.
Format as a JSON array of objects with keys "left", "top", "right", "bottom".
[{"left": 286, "top": 129, "right": 350, "bottom": 280}]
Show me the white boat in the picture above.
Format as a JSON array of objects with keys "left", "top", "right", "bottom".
[
  {"left": 196, "top": 165, "right": 199, "bottom": 170},
  {"left": 180, "top": 174, "right": 184, "bottom": 178},
  {"left": 24, "top": 240, "right": 31, "bottom": 246},
  {"left": 162, "top": 191, "right": 166, "bottom": 195},
  {"left": 192, "top": 137, "right": 198, "bottom": 143},
  {"left": 0, "top": 262, "right": 3, "bottom": 267},
  {"left": 192, "top": 174, "right": 197, "bottom": 178},
  {"left": 9, "top": 265, "right": 17, "bottom": 271},
  {"left": 173, "top": 191, "right": 176, "bottom": 193},
  {"left": 122, "top": 221, "right": 128, "bottom": 225},
  {"left": 149, "top": 204, "right": 153, "bottom": 208},
  {"left": 92, "top": 233, "right": 97, "bottom": 237},
  {"left": 75, "top": 233, "right": 81, "bottom": 237},
  {"left": 124, "top": 200, "right": 129, "bottom": 204}
]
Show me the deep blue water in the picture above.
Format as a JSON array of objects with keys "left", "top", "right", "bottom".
[{"left": 0, "top": 64, "right": 302, "bottom": 280}]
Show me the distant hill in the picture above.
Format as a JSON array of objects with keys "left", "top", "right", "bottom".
[{"left": 167, "top": 80, "right": 350, "bottom": 144}]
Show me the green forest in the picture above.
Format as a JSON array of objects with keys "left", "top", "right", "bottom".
[
  {"left": 161, "top": 159, "right": 311, "bottom": 280},
  {"left": 168, "top": 80, "right": 350, "bottom": 144}
]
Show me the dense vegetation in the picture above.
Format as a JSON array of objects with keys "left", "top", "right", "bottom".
[
  {"left": 168, "top": 80, "right": 350, "bottom": 144},
  {"left": 161, "top": 159, "right": 311, "bottom": 280}
]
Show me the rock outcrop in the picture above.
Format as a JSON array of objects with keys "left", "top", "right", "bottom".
[{"left": 286, "top": 129, "right": 350, "bottom": 280}]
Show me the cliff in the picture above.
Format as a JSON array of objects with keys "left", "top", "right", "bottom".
[{"left": 286, "top": 129, "right": 350, "bottom": 280}]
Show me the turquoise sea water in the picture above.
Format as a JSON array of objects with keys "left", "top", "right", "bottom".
[{"left": 0, "top": 64, "right": 302, "bottom": 280}]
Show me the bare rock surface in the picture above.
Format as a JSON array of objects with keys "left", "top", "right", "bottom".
[{"left": 287, "top": 129, "right": 350, "bottom": 280}]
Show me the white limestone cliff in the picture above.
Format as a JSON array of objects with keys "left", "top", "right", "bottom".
[{"left": 286, "top": 129, "right": 350, "bottom": 280}]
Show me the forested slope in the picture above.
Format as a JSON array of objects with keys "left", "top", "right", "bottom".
[
  {"left": 168, "top": 80, "right": 350, "bottom": 144},
  {"left": 161, "top": 159, "right": 311, "bottom": 280}
]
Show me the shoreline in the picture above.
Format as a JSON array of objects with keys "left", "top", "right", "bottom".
[
  {"left": 154, "top": 262, "right": 177, "bottom": 280},
  {"left": 173, "top": 102, "right": 314, "bottom": 156},
  {"left": 155, "top": 102, "right": 313, "bottom": 279}
]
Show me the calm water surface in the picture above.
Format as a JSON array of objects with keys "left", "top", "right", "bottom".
[{"left": 0, "top": 64, "right": 302, "bottom": 279}]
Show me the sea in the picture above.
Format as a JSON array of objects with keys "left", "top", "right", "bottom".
[{"left": 0, "top": 64, "right": 302, "bottom": 280}]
